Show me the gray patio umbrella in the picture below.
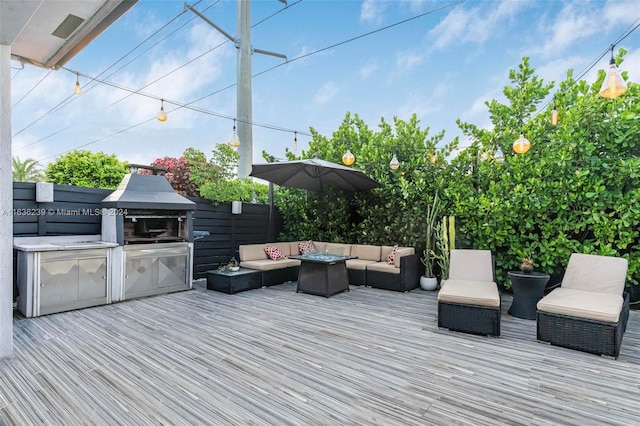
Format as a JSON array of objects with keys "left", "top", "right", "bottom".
[{"left": 250, "top": 158, "right": 382, "bottom": 192}]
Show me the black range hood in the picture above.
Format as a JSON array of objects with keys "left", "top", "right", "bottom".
[{"left": 102, "top": 173, "right": 195, "bottom": 211}]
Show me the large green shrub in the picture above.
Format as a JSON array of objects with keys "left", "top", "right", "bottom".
[{"left": 45, "top": 150, "right": 128, "bottom": 189}]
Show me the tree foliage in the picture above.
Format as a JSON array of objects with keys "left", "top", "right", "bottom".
[
  {"left": 269, "top": 53, "right": 640, "bottom": 290},
  {"left": 44, "top": 150, "right": 128, "bottom": 189},
  {"left": 12, "top": 157, "right": 44, "bottom": 182}
]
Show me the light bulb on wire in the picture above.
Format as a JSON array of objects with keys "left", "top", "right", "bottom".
[
  {"left": 156, "top": 99, "right": 167, "bottom": 122},
  {"left": 74, "top": 72, "right": 81, "bottom": 95},
  {"left": 599, "top": 45, "right": 628, "bottom": 99},
  {"left": 229, "top": 119, "right": 240, "bottom": 148},
  {"left": 293, "top": 132, "right": 298, "bottom": 152},
  {"left": 551, "top": 97, "right": 558, "bottom": 126},
  {"left": 342, "top": 147, "right": 355, "bottom": 166},
  {"left": 513, "top": 131, "right": 531, "bottom": 155},
  {"left": 389, "top": 152, "right": 400, "bottom": 170}
]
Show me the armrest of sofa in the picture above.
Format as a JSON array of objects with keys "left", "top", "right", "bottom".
[{"left": 400, "top": 253, "right": 421, "bottom": 287}]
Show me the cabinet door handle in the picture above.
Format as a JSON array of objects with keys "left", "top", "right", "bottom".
[{"left": 40, "top": 283, "right": 44, "bottom": 287}]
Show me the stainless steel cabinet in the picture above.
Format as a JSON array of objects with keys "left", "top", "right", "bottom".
[
  {"left": 123, "top": 243, "right": 190, "bottom": 300},
  {"left": 38, "top": 249, "right": 109, "bottom": 316}
]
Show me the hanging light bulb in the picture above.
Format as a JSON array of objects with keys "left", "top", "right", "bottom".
[
  {"left": 513, "top": 131, "right": 531, "bottom": 154},
  {"left": 342, "top": 147, "right": 355, "bottom": 166},
  {"left": 293, "top": 132, "right": 298, "bottom": 152},
  {"left": 389, "top": 152, "right": 400, "bottom": 170},
  {"left": 599, "top": 46, "right": 628, "bottom": 99},
  {"left": 551, "top": 97, "right": 558, "bottom": 126},
  {"left": 429, "top": 152, "right": 436, "bottom": 165},
  {"left": 229, "top": 119, "right": 240, "bottom": 148},
  {"left": 156, "top": 99, "right": 167, "bottom": 122},
  {"left": 495, "top": 147, "right": 504, "bottom": 163},
  {"left": 74, "top": 72, "right": 81, "bottom": 95}
]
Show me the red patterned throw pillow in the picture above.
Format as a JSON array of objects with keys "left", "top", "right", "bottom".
[
  {"left": 298, "top": 240, "right": 317, "bottom": 255},
  {"left": 387, "top": 245, "right": 399, "bottom": 265},
  {"left": 265, "top": 246, "right": 286, "bottom": 260}
]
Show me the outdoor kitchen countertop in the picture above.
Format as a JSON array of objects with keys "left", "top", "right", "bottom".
[{"left": 13, "top": 235, "right": 118, "bottom": 252}]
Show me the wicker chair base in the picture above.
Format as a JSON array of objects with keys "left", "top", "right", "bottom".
[
  {"left": 438, "top": 301, "right": 501, "bottom": 336},
  {"left": 348, "top": 269, "right": 367, "bottom": 286},
  {"left": 536, "top": 292, "right": 629, "bottom": 359}
]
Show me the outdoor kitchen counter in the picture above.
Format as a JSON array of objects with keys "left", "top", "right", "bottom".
[{"left": 13, "top": 235, "right": 118, "bottom": 251}]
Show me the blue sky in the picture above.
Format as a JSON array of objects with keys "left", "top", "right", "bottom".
[{"left": 10, "top": 0, "right": 640, "bottom": 170}]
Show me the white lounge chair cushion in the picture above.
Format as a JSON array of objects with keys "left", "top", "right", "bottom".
[
  {"left": 562, "top": 253, "right": 628, "bottom": 295},
  {"left": 449, "top": 249, "right": 493, "bottom": 282},
  {"left": 537, "top": 287, "right": 623, "bottom": 323},
  {"left": 437, "top": 279, "right": 500, "bottom": 308}
]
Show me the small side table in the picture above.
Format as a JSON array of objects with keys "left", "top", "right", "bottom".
[
  {"left": 206, "top": 268, "right": 261, "bottom": 294},
  {"left": 507, "top": 271, "right": 550, "bottom": 320}
]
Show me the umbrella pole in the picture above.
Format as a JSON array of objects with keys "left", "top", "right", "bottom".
[{"left": 268, "top": 182, "right": 274, "bottom": 242}]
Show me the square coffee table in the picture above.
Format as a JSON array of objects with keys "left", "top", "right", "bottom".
[{"left": 206, "top": 268, "right": 261, "bottom": 294}]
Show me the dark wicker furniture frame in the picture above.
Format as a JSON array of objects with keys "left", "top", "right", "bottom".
[
  {"left": 438, "top": 299, "right": 501, "bottom": 336},
  {"left": 536, "top": 292, "right": 629, "bottom": 358},
  {"left": 366, "top": 254, "right": 421, "bottom": 292}
]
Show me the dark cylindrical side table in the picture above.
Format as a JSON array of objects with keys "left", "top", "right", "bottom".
[{"left": 507, "top": 271, "right": 550, "bottom": 320}]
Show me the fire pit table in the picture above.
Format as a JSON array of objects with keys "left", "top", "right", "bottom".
[{"left": 289, "top": 253, "right": 355, "bottom": 298}]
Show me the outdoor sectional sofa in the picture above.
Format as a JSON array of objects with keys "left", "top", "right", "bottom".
[{"left": 238, "top": 241, "right": 421, "bottom": 292}]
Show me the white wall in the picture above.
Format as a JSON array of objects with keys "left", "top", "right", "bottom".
[{"left": 0, "top": 44, "right": 14, "bottom": 358}]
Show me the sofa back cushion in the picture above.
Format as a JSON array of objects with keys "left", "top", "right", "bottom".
[
  {"left": 393, "top": 247, "right": 415, "bottom": 268},
  {"left": 351, "top": 245, "right": 381, "bottom": 262},
  {"left": 562, "top": 253, "right": 628, "bottom": 295},
  {"left": 239, "top": 244, "right": 268, "bottom": 261}
]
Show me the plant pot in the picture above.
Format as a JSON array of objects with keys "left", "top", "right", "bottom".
[
  {"left": 420, "top": 276, "right": 438, "bottom": 291},
  {"left": 229, "top": 266, "right": 240, "bottom": 272}
]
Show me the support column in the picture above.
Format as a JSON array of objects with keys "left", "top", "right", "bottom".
[
  {"left": 0, "top": 44, "right": 14, "bottom": 358},
  {"left": 236, "top": 0, "right": 252, "bottom": 178}
]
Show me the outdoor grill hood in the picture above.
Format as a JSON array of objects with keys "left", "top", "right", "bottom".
[{"left": 102, "top": 173, "right": 195, "bottom": 211}]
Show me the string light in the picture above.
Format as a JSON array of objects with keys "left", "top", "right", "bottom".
[
  {"left": 293, "top": 132, "right": 298, "bottom": 152},
  {"left": 342, "top": 145, "right": 355, "bottom": 166},
  {"left": 551, "top": 96, "right": 558, "bottom": 126},
  {"left": 599, "top": 45, "right": 628, "bottom": 99},
  {"left": 513, "top": 131, "right": 531, "bottom": 154},
  {"left": 389, "top": 151, "right": 400, "bottom": 170},
  {"left": 74, "top": 72, "right": 81, "bottom": 95},
  {"left": 156, "top": 99, "right": 167, "bottom": 122},
  {"left": 229, "top": 119, "right": 240, "bottom": 147}
]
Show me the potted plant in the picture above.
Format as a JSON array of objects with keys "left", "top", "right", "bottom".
[
  {"left": 219, "top": 257, "right": 240, "bottom": 272},
  {"left": 420, "top": 192, "right": 440, "bottom": 290},
  {"left": 432, "top": 215, "right": 455, "bottom": 287},
  {"left": 520, "top": 257, "right": 534, "bottom": 273}
]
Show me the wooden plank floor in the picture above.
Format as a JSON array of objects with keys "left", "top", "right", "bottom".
[{"left": 2, "top": 282, "right": 640, "bottom": 425}]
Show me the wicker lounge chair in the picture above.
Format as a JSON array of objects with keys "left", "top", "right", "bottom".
[
  {"left": 536, "top": 253, "right": 629, "bottom": 358},
  {"left": 437, "top": 249, "right": 501, "bottom": 336}
]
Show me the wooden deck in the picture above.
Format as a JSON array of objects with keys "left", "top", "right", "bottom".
[{"left": 2, "top": 282, "right": 640, "bottom": 425}]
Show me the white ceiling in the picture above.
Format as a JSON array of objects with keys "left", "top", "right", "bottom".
[{"left": 1, "top": 0, "right": 137, "bottom": 69}]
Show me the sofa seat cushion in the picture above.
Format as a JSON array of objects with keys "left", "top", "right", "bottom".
[
  {"left": 537, "top": 287, "right": 623, "bottom": 323},
  {"left": 346, "top": 259, "right": 379, "bottom": 271},
  {"left": 240, "top": 258, "right": 299, "bottom": 271},
  {"left": 350, "top": 244, "right": 381, "bottom": 262},
  {"left": 437, "top": 279, "right": 500, "bottom": 308},
  {"left": 366, "top": 261, "right": 400, "bottom": 275}
]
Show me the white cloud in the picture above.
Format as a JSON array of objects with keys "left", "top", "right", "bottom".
[
  {"left": 360, "top": 0, "right": 386, "bottom": 24},
  {"left": 428, "top": 0, "right": 528, "bottom": 50},
  {"left": 359, "top": 62, "right": 378, "bottom": 79},
  {"left": 395, "top": 50, "right": 423, "bottom": 72},
  {"left": 313, "top": 82, "right": 339, "bottom": 106}
]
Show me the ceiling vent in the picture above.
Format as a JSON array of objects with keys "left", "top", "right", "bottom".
[{"left": 51, "top": 14, "right": 85, "bottom": 39}]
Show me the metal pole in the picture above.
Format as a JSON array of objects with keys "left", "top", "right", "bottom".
[
  {"left": 237, "top": 0, "right": 252, "bottom": 178},
  {"left": 0, "top": 44, "right": 14, "bottom": 358}
]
